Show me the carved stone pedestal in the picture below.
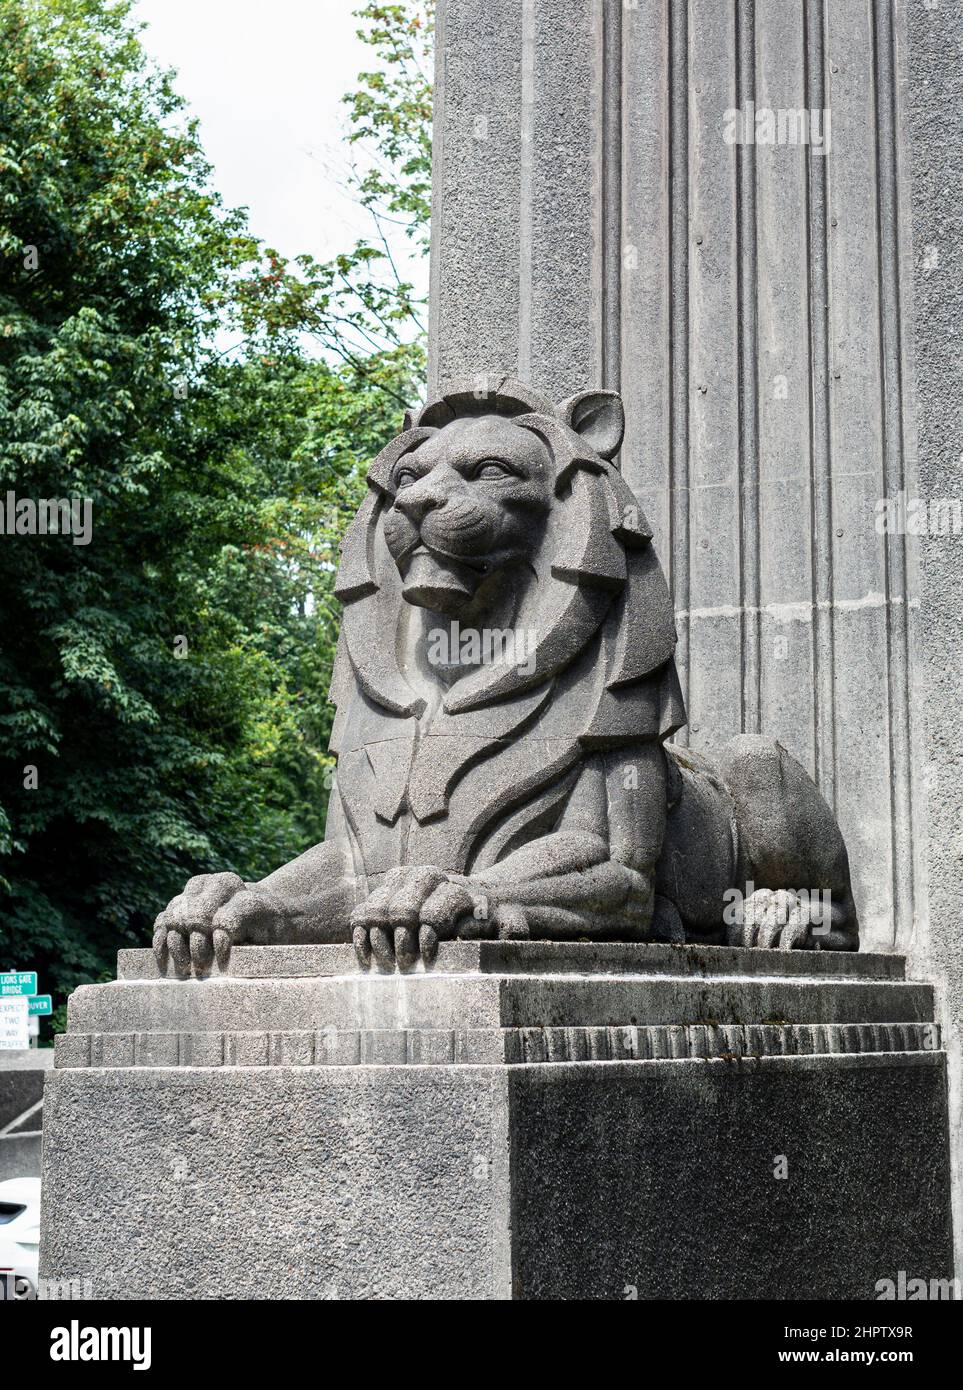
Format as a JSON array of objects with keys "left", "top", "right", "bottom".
[{"left": 40, "top": 942, "right": 954, "bottom": 1299}]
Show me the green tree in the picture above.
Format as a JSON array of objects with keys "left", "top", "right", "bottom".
[
  {"left": 233, "top": 3, "right": 433, "bottom": 374},
  {"left": 0, "top": 0, "right": 431, "bottom": 1025}
]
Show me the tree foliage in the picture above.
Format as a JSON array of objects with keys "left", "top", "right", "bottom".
[
  {"left": 233, "top": 2, "right": 433, "bottom": 370},
  {"left": 0, "top": 0, "right": 432, "bottom": 1022}
]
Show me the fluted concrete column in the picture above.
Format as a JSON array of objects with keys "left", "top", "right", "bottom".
[{"left": 428, "top": 0, "right": 931, "bottom": 960}]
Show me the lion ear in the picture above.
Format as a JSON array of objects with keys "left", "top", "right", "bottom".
[{"left": 558, "top": 390, "right": 625, "bottom": 462}]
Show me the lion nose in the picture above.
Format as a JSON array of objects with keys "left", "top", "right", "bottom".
[{"left": 393, "top": 480, "right": 448, "bottom": 523}]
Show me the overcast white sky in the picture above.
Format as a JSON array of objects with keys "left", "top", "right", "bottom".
[{"left": 132, "top": 0, "right": 386, "bottom": 265}]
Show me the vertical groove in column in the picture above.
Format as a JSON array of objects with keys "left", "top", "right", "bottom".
[
  {"left": 735, "top": 0, "right": 761, "bottom": 735},
  {"left": 602, "top": 0, "right": 623, "bottom": 394},
  {"left": 517, "top": 0, "right": 536, "bottom": 381},
  {"left": 803, "top": 0, "right": 837, "bottom": 810},
  {"left": 872, "top": 0, "right": 914, "bottom": 948},
  {"left": 669, "top": 0, "right": 691, "bottom": 740},
  {"left": 890, "top": 0, "right": 928, "bottom": 952}
]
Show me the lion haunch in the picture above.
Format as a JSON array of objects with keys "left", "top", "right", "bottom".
[{"left": 153, "top": 378, "right": 858, "bottom": 974}]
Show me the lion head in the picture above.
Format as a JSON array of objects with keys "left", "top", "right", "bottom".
[
  {"left": 381, "top": 409, "right": 555, "bottom": 620},
  {"left": 331, "top": 377, "right": 683, "bottom": 728}
]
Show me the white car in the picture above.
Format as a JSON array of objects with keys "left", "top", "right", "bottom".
[{"left": 0, "top": 1177, "right": 41, "bottom": 1299}]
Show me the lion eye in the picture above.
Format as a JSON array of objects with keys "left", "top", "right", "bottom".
[
  {"left": 474, "top": 460, "right": 511, "bottom": 480},
  {"left": 394, "top": 469, "right": 419, "bottom": 489}
]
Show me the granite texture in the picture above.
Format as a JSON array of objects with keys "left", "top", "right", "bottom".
[
  {"left": 40, "top": 942, "right": 953, "bottom": 1299},
  {"left": 39, "top": 1051, "right": 952, "bottom": 1301},
  {"left": 118, "top": 939, "right": 906, "bottom": 982},
  {"left": 902, "top": 0, "right": 963, "bottom": 1279},
  {"left": 508, "top": 1053, "right": 953, "bottom": 1300},
  {"left": 62, "top": 972, "right": 933, "bottom": 1036},
  {"left": 41, "top": 1065, "right": 513, "bottom": 1301},
  {"left": 54, "top": 1021, "right": 939, "bottom": 1071}
]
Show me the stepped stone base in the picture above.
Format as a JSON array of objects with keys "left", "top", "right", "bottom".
[{"left": 39, "top": 942, "right": 954, "bottom": 1300}]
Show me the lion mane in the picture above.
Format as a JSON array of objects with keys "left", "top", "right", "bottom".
[{"left": 326, "top": 378, "right": 686, "bottom": 887}]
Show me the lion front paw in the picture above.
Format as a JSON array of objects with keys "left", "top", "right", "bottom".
[
  {"left": 727, "top": 888, "right": 812, "bottom": 950},
  {"left": 153, "top": 872, "right": 289, "bottom": 975},
  {"left": 350, "top": 867, "right": 524, "bottom": 971}
]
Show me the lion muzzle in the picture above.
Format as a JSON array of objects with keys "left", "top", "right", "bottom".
[
  {"left": 401, "top": 549, "right": 481, "bottom": 615},
  {"left": 386, "top": 493, "right": 500, "bottom": 615}
]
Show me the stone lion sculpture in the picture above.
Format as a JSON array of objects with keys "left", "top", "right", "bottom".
[{"left": 154, "top": 378, "right": 859, "bottom": 973}]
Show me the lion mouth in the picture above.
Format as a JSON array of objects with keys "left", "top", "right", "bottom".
[
  {"left": 384, "top": 510, "right": 522, "bottom": 618},
  {"left": 406, "top": 542, "right": 489, "bottom": 574},
  {"left": 400, "top": 549, "right": 483, "bottom": 616}
]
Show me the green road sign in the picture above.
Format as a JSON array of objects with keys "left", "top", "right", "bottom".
[
  {"left": 27, "top": 994, "right": 52, "bottom": 1016},
  {"left": 0, "top": 971, "right": 37, "bottom": 997}
]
